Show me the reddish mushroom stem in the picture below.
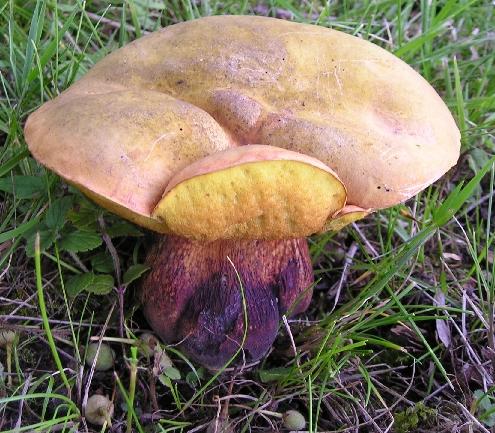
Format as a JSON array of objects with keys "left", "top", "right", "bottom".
[{"left": 141, "top": 236, "right": 314, "bottom": 369}]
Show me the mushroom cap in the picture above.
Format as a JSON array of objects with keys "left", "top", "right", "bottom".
[{"left": 25, "top": 15, "right": 460, "bottom": 240}]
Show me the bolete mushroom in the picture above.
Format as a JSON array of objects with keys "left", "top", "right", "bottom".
[{"left": 24, "top": 16, "right": 460, "bottom": 368}]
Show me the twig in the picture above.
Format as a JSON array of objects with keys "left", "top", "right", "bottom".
[
  {"left": 82, "top": 302, "right": 116, "bottom": 417},
  {"left": 98, "top": 216, "right": 121, "bottom": 287},
  {"left": 371, "top": 362, "right": 416, "bottom": 417},
  {"left": 68, "top": 251, "right": 89, "bottom": 273},
  {"left": 423, "top": 382, "right": 451, "bottom": 402},
  {"left": 14, "top": 374, "right": 32, "bottom": 430},
  {"left": 0, "top": 249, "right": 13, "bottom": 282},
  {"left": 1, "top": 292, "right": 37, "bottom": 314},
  {"left": 0, "top": 315, "right": 119, "bottom": 329},
  {"left": 456, "top": 402, "right": 491, "bottom": 433},
  {"left": 98, "top": 216, "right": 124, "bottom": 338},
  {"left": 352, "top": 223, "right": 379, "bottom": 258},
  {"left": 337, "top": 377, "right": 384, "bottom": 433},
  {"left": 282, "top": 315, "right": 302, "bottom": 373},
  {"left": 329, "top": 242, "right": 358, "bottom": 312}
]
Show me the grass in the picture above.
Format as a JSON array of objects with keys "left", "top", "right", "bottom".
[{"left": 0, "top": 0, "right": 494, "bottom": 431}]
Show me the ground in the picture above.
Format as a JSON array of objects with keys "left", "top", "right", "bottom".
[{"left": 0, "top": 1, "right": 494, "bottom": 432}]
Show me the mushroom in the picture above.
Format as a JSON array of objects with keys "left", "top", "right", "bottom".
[
  {"left": 0, "top": 329, "right": 16, "bottom": 386},
  {"left": 24, "top": 16, "right": 460, "bottom": 368},
  {"left": 85, "top": 342, "right": 115, "bottom": 371},
  {"left": 283, "top": 410, "right": 306, "bottom": 431},
  {"left": 85, "top": 394, "right": 114, "bottom": 426}
]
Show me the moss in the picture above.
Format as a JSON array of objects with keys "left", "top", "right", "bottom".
[{"left": 393, "top": 403, "right": 436, "bottom": 433}]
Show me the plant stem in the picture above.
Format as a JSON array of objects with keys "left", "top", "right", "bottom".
[
  {"left": 127, "top": 346, "right": 138, "bottom": 433},
  {"left": 34, "top": 232, "right": 71, "bottom": 393}
]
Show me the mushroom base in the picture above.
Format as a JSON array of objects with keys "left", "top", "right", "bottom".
[{"left": 141, "top": 236, "right": 314, "bottom": 369}]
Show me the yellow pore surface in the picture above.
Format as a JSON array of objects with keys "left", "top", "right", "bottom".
[
  {"left": 153, "top": 159, "right": 346, "bottom": 241},
  {"left": 323, "top": 210, "right": 369, "bottom": 232}
]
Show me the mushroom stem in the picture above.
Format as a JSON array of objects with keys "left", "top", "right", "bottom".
[{"left": 141, "top": 236, "right": 314, "bottom": 369}]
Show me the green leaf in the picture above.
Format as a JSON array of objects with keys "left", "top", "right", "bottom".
[
  {"left": 88, "top": 274, "right": 114, "bottom": 295},
  {"left": 67, "top": 198, "right": 100, "bottom": 230},
  {"left": 91, "top": 253, "right": 114, "bottom": 273},
  {"left": 258, "top": 367, "right": 292, "bottom": 383},
  {"left": 158, "top": 373, "right": 172, "bottom": 388},
  {"left": 45, "top": 196, "right": 73, "bottom": 230},
  {"left": 123, "top": 264, "right": 150, "bottom": 285},
  {"left": 25, "top": 229, "right": 56, "bottom": 257},
  {"left": 186, "top": 369, "right": 205, "bottom": 387},
  {"left": 474, "top": 390, "right": 491, "bottom": 411},
  {"left": 474, "top": 390, "right": 495, "bottom": 427},
  {"left": 66, "top": 272, "right": 94, "bottom": 297},
  {"left": 469, "top": 148, "right": 492, "bottom": 173},
  {"left": 164, "top": 367, "right": 181, "bottom": 381},
  {"left": 67, "top": 208, "right": 99, "bottom": 230},
  {"left": 0, "top": 176, "right": 45, "bottom": 199},
  {"left": 66, "top": 272, "right": 114, "bottom": 297},
  {"left": 106, "top": 221, "right": 143, "bottom": 238},
  {"left": 59, "top": 231, "right": 102, "bottom": 253}
]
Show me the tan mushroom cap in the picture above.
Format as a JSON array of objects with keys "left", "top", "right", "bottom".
[{"left": 25, "top": 15, "right": 460, "bottom": 240}]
